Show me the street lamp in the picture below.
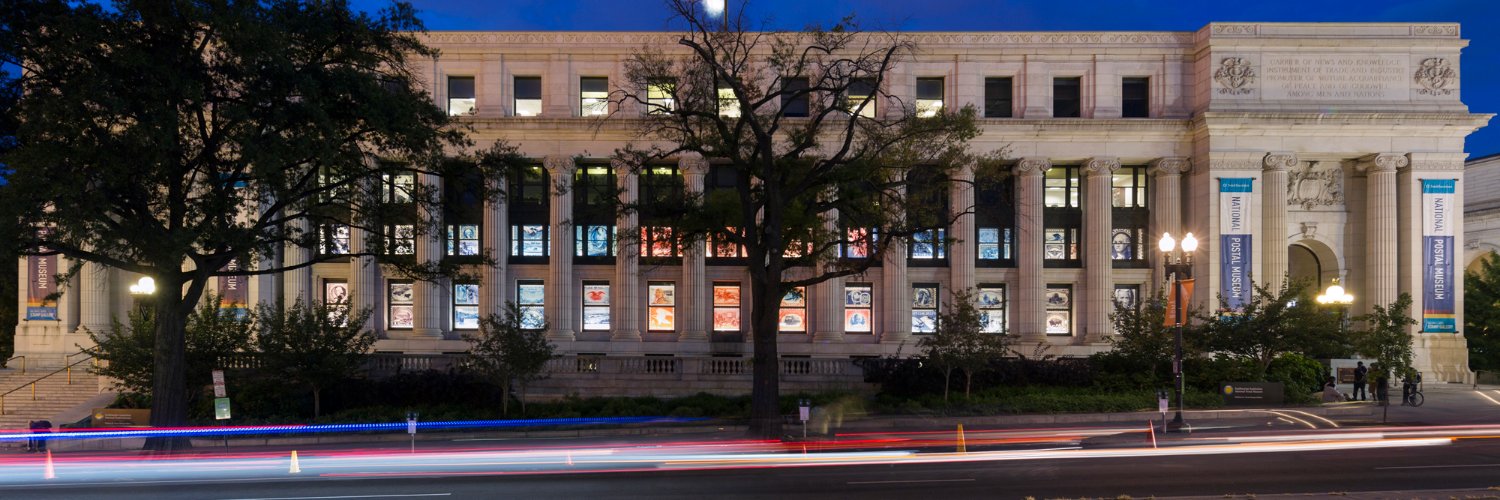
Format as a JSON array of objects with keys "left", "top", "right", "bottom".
[
  {"left": 1159, "top": 231, "right": 1197, "bottom": 432},
  {"left": 129, "top": 276, "right": 156, "bottom": 317}
]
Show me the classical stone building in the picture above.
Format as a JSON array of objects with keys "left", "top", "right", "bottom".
[
  {"left": 1465, "top": 153, "right": 1500, "bottom": 273},
  {"left": 14, "top": 23, "right": 1490, "bottom": 387}
]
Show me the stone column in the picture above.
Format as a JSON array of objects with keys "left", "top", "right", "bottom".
[
  {"left": 1361, "top": 153, "right": 1407, "bottom": 310},
  {"left": 410, "top": 171, "right": 444, "bottom": 339},
  {"left": 881, "top": 174, "right": 912, "bottom": 345},
  {"left": 949, "top": 162, "right": 977, "bottom": 294},
  {"left": 544, "top": 155, "right": 577, "bottom": 342},
  {"left": 1014, "top": 158, "right": 1050, "bottom": 343},
  {"left": 1149, "top": 157, "right": 1190, "bottom": 289},
  {"left": 480, "top": 176, "right": 509, "bottom": 318},
  {"left": 1083, "top": 157, "right": 1119, "bottom": 343},
  {"left": 680, "top": 156, "right": 710, "bottom": 342},
  {"left": 814, "top": 187, "right": 844, "bottom": 343},
  {"left": 1262, "top": 152, "right": 1296, "bottom": 292},
  {"left": 612, "top": 159, "right": 643, "bottom": 342},
  {"left": 283, "top": 217, "right": 314, "bottom": 307},
  {"left": 77, "top": 261, "right": 111, "bottom": 334},
  {"left": 348, "top": 223, "right": 378, "bottom": 334}
]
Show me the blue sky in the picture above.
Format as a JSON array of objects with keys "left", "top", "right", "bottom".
[{"left": 352, "top": 0, "right": 1500, "bottom": 158}]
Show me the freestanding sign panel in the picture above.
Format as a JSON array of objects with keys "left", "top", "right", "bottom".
[
  {"left": 1422, "top": 179, "right": 1457, "bottom": 332},
  {"left": 25, "top": 254, "right": 58, "bottom": 321},
  {"left": 1219, "top": 178, "right": 1254, "bottom": 311}
]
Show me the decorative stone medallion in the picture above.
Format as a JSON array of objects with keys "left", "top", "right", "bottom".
[
  {"left": 1213, "top": 57, "right": 1256, "bottom": 95},
  {"left": 1287, "top": 161, "right": 1344, "bottom": 210},
  {"left": 1414, "top": 58, "right": 1455, "bottom": 96}
]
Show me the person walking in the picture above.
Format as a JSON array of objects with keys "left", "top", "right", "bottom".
[{"left": 1353, "top": 361, "right": 1368, "bottom": 401}]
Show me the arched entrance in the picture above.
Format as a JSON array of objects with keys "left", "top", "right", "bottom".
[{"left": 1289, "top": 239, "right": 1340, "bottom": 291}]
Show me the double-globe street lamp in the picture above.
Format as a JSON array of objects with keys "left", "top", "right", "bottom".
[{"left": 1158, "top": 231, "right": 1197, "bottom": 432}]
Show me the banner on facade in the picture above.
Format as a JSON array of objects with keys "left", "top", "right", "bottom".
[
  {"left": 25, "top": 254, "right": 59, "bottom": 321},
  {"left": 1422, "top": 179, "right": 1457, "bottom": 333},
  {"left": 1218, "top": 178, "right": 1254, "bottom": 311},
  {"left": 217, "top": 259, "right": 249, "bottom": 318}
]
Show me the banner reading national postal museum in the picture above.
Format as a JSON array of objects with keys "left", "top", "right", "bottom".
[
  {"left": 217, "top": 259, "right": 249, "bottom": 318},
  {"left": 26, "top": 254, "right": 59, "bottom": 320},
  {"left": 1219, "top": 178, "right": 1254, "bottom": 311},
  {"left": 1422, "top": 179, "right": 1457, "bottom": 332}
]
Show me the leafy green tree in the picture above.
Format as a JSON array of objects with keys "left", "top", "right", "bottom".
[
  {"left": 1464, "top": 253, "right": 1500, "bottom": 373},
  {"left": 612, "top": 0, "right": 982, "bottom": 437},
  {"left": 89, "top": 293, "right": 253, "bottom": 408},
  {"left": 1107, "top": 289, "right": 1198, "bottom": 386},
  {"left": 1353, "top": 293, "right": 1417, "bottom": 386},
  {"left": 464, "top": 303, "right": 555, "bottom": 416},
  {"left": 0, "top": 0, "right": 519, "bottom": 448},
  {"left": 918, "top": 289, "right": 1008, "bottom": 401},
  {"left": 253, "top": 300, "right": 375, "bottom": 419},
  {"left": 1197, "top": 279, "right": 1342, "bottom": 377}
]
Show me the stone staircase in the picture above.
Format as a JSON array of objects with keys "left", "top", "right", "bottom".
[{"left": 0, "top": 365, "right": 109, "bottom": 431}]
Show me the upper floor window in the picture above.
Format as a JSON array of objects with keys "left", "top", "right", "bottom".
[
  {"left": 976, "top": 175, "right": 1016, "bottom": 267},
  {"left": 1044, "top": 166, "right": 1081, "bottom": 268},
  {"left": 647, "top": 81, "right": 675, "bottom": 114},
  {"left": 1044, "top": 165, "right": 1080, "bottom": 208},
  {"left": 514, "top": 76, "right": 542, "bottom": 117},
  {"left": 319, "top": 224, "right": 350, "bottom": 255},
  {"left": 448, "top": 76, "right": 475, "bottom": 116},
  {"left": 717, "top": 84, "right": 740, "bottom": 118},
  {"left": 1053, "top": 77, "right": 1081, "bottom": 118},
  {"left": 1122, "top": 77, "right": 1149, "bottom": 118},
  {"left": 781, "top": 77, "right": 809, "bottom": 117},
  {"left": 1112, "top": 165, "right": 1150, "bottom": 267},
  {"left": 984, "top": 77, "right": 1013, "bottom": 118},
  {"left": 581, "top": 77, "right": 609, "bottom": 116},
  {"left": 915, "top": 77, "right": 944, "bottom": 117},
  {"left": 509, "top": 165, "right": 549, "bottom": 260},
  {"left": 843, "top": 78, "right": 876, "bottom": 118},
  {"left": 381, "top": 173, "right": 414, "bottom": 204}
]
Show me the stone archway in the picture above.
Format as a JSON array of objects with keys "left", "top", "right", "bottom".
[
  {"left": 1467, "top": 249, "right": 1498, "bottom": 276},
  {"left": 1289, "top": 238, "right": 1341, "bottom": 291}
]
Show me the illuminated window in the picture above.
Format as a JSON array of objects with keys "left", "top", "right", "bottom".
[
  {"left": 717, "top": 85, "right": 740, "bottom": 117},
  {"left": 713, "top": 283, "right": 741, "bottom": 332},
  {"left": 452, "top": 283, "right": 479, "bottom": 330},
  {"left": 1113, "top": 284, "right": 1140, "bottom": 312},
  {"left": 576, "top": 225, "right": 616, "bottom": 257},
  {"left": 324, "top": 280, "right": 349, "bottom": 327},
  {"left": 910, "top": 229, "right": 946, "bottom": 260},
  {"left": 514, "top": 76, "right": 542, "bottom": 117},
  {"left": 320, "top": 224, "right": 350, "bottom": 255},
  {"left": 387, "top": 281, "right": 413, "bottom": 330},
  {"left": 977, "top": 285, "right": 1006, "bottom": 334},
  {"left": 844, "top": 284, "right": 873, "bottom": 333},
  {"left": 843, "top": 78, "right": 876, "bottom": 118},
  {"left": 912, "top": 284, "right": 939, "bottom": 334},
  {"left": 1044, "top": 166, "right": 1082, "bottom": 268},
  {"left": 447, "top": 224, "right": 480, "bottom": 256},
  {"left": 581, "top": 77, "right": 609, "bottom": 116},
  {"left": 581, "top": 281, "right": 610, "bottom": 331},
  {"left": 915, "top": 77, "right": 944, "bottom": 117},
  {"left": 977, "top": 227, "right": 1012, "bottom": 263},
  {"left": 647, "top": 80, "right": 675, "bottom": 114},
  {"left": 573, "top": 165, "right": 616, "bottom": 259},
  {"left": 448, "top": 76, "right": 475, "bottom": 116},
  {"left": 511, "top": 225, "right": 549, "bottom": 257},
  {"left": 382, "top": 173, "right": 414, "bottom": 203},
  {"left": 647, "top": 282, "right": 676, "bottom": 332},
  {"left": 508, "top": 165, "right": 549, "bottom": 260},
  {"left": 516, "top": 280, "right": 545, "bottom": 330},
  {"left": 386, "top": 224, "right": 415, "bottom": 255},
  {"left": 641, "top": 226, "right": 678, "bottom": 257},
  {"left": 1112, "top": 165, "right": 1149, "bottom": 268},
  {"left": 843, "top": 227, "right": 875, "bottom": 259},
  {"left": 779, "top": 287, "right": 807, "bottom": 333},
  {"left": 1045, "top": 285, "right": 1072, "bottom": 335},
  {"left": 712, "top": 228, "right": 746, "bottom": 258}
]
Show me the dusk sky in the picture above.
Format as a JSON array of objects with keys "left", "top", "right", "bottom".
[{"left": 349, "top": 0, "right": 1500, "bottom": 158}]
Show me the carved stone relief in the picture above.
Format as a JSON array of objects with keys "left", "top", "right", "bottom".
[
  {"left": 1287, "top": 161, "right": 1344, "bottom": 210},
  {"left": 1213, "top": 57, "right": 1256, "bottom": 95},
  {"left": 1414, "top": 58, "right": 1456, "bottom": 96}
]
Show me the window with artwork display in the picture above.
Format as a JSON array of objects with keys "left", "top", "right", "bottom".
[
  {"left": 576, "top": 225, "right": 615, "bottom": 258},
  {"left": 447, "top": 224, "right": 480, "bottom": 256},
  {"left": 386, "top": 224, "right": 415, "bottom": 255},
  {"left": 324, "top": 280, "right": 349, "bottom": 327},
  {"left": 574, "top": 165, "right": 616, "bottom": 260},
  {"left": 712, "top": 283, "right": 741, "bottom": 332},
  {"left": 648, "top": 282, "right": 676, "bottom": 332},
  {"left": 640, "top": 165, "right": 683, "bottom": 259},
  {"left": 912, "top": 284, "right": 939, "bottom": 334},
  {"left": 640, "top": 226, "right": 679, "bottom": 258},
  {"left": 1045, "top": 285, "right": 1072, "bottom": 335},
  {"left": 387, "top": 281, "right": 414, "bottom": 330},
  {"left": 779, "top": 286, "right": 807, "bottom": 333},
  {"left": 582, "top": 281, "right": 610, "bottom": 331},
  {"left": 444, "top": 170, "right": 483, "bottom": 258},
  {"left": 516, "top": 281, "right": 545, "bottom": 330},
  {"left": 906, "top": 167, "right": 949, "bottom": 264},
  {"left": 319, "top": 224, "right": 350, "bottom": 255},
  {"left": 1043, "top": 165, "right": 1082, "bottom": 268},
  {"left": 509, "top": 166, "right": 548, "bottom": 261},
  {"left": 844, "top": 284, "right": 873, "bottom": 333},
  {"left": 1113, "top": 284, "right": 1140, "bottom": 312},
  {"left": 452, "top": 283, "right": 479, "bottom": 330},
  {"left": 511, "top": 225, "right": 549, "bottom": 257},
  {"left": 977, "top": 285, "right": 1006, "bottom": 334},
  {"left": 842, "top": 227, "right": 875, "bottom": 259},
  {"left": 1112, "top": 165, "right": 1149, "bottom": 268},
  {"left": 976, "top": 175, "right": 1015, "bottom": 267}
]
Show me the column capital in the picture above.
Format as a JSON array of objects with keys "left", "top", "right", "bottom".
[
  {"left": 678, "top": 155, "right": 709, "bottom": 176},
  {"left": 1148, "top": 156, "right": 1191, "bottom": 175},
  {"left": 1013, "top": 157, "right": 1051, "bottom": 176},
  {"left": 543, "top": 155, "right": 576, "bottom": 176},
  {"left": 1263, "top": 152, "right": 1298, "bottom": 172},
  {"left": 1357, "top": 152, "right": 1410, "bottom": 173},
  {"left": 1083, "top": 157, "right": 1121, "bottom": 177}
]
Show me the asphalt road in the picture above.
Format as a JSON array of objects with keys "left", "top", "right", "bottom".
[{"left": 6, "top": 434, "right": 1500, "bottom": 499}]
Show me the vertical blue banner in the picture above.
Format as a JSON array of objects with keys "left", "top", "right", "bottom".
[
  {"left": 1219, "top": 178, "right": 1254, "bottom": 311},
  {"left": 1422, "top": 179, "right": 1457, "bottom": 332}
]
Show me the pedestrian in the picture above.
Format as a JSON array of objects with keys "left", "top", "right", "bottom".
[
  {"left": 1352, "top": 361, "right": 1368, "bottom": 401},
  {"left": 1373, "top": 363, "right": 1389, "bottom": 406},
  {"left": 27, "top": 420, "right": 51, "bottom": 453},
  {"left": 1402, "top": 368, "right": 1422, "bottom": 406},
  {"left": 1322, "top": 376, "right": 1346, "bottom": 402}
]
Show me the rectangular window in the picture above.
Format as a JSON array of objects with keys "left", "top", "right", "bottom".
[
  {"left": 448, "top": 76, "right": 475, "bottom": 116},
  {"left": 382, "top": 173, "right": 415, "bottom": 203},
  {"left": 910, "top": 229, "right": 946, "bottom": 260},
  {"left": 781, "top": 77, "right": 809, "bottom": 117},
  {"left": 1043, "top": 165, "right": 1081, "bottom": 267},
  {"left": 843, "top": 227, "right": 875, "bottom": 259},
  {"left": 713, "top": 229, "right": 746, "bottom": 258},
  {"left": 1122, "top": 77, "right": 1149, "bottom": 118},
  {"left": 1053, "top": 77, "right": 1081, "bottom": 118},
  {"left": 580, "top": 77, "right": 609, "bottom": 116},
  {"left": 508, "top": 165, "right": 549, "bottom": 261},
  {"left": 976, "top": 175, "right": 1016, "bottom": 267},
  {"left": 647, "top": 80, "right": 675, "bottom": 114},
  {"left": 1043, "top": 228, "right": 1079, "bottom": 261},
  {"left": 717, "top": 85, "right": 740, "bottom": 117},
  {"left": 516, "top": 280, "right": 545, "bottom": 330},
  {"left": 915, "top": 77, "right": 944, "bottom": 117},
  {"left": 713, "top": 283, "right": 741, "bottom": 332},
  {"left": 977, "top": 227, "right": 1013, "bottom": 262},
  {"left": 582, "top": 281, "right": 611, "bottom": 331},
  {"left": 324, "top": 280, "right": 349, "bottom": 326},
  {"left": 984, "top": 77, "right": 1013, "bottom": 118},
  {"left": 1045, "top": 285, "right": 1072, "bottom": 335},
  {"left": 387, "top": 224, "right": 415, "bottom": 255},
  {"left": 1044, "top": 165, "right": 1080, "bottom": 208},
  {"left": 514, "top": 76, "right": 542, "bottom": 117},
  {"left": 320, "top": 224, "right": 350, "bottom": 255},
  {"left": 844, "top": 284, "right": 873, "bottom": 333},
  {"left": 511, "top": 224, "right": 549, "bottom": 257},
  {"left": 447, "top": 224, "right": 480, "bottom": 256},
  {"left": 779, "top": 287, "right": 807, "bottom": 333},
  {"left": 844, "top": 78, "right": 876, "bottom": 118},
  {"left": 978, "top": 286, "right": 1006, "bottom": 334},
  {"left": 641, "top": 226, "right": 678, "bottom": 257},
  {"left": 1113, "top": 284, "right": 1140, "bottom": 312},
  {"left": 1112, "top": 165, "right": 1149, "bottom": 267},
  {"left": 912, "top": 284, "right": 939, "bottom": 334},
  {"left": 576, "top": 225, "right": 616, "bottom": 257},
  {"left": 452, "top": 283, "right": 479, "bottom": 330},
  {"left": 388, "top": 281, "right": 413, "bottom": 329},
  {"left": 647, "top": 282, "right": 676, "bottom": 332}
]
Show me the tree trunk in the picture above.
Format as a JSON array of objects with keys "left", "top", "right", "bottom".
[
  {"left": 501, "top": 378, "right": 511, "bottom": 417},
  {"left": 943, "top": 367, "right": 952, "bottom": 403},
  {"left": 965, "top": 370, "right": 973, "bottom": 399},
  {"left": 748, "top": 276, "right": 783, "bottom": 439},
  {"left": 519, "top": 381, "right": 528, "bottom": 415},
  {"left": 144, "top": 273, "right": 194, "bottom": 452},
  {"left": 313, "top": 386, "right": 322, "bottom": 419}
]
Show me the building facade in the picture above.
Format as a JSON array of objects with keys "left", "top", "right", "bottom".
[{"left": 14, "top": 23, "right": 1491, "bottom": 384}]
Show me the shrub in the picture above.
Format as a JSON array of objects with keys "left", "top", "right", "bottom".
[{"left": 1266, "top": 353, "right": 1328, "bottom": 403}]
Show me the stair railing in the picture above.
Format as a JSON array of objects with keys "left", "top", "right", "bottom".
[
  {"left": 0, "top": 350, "right": 96, "bottom": 417},
  {"left": 3, "top": 356, "right": 24, "bottom": 375}
]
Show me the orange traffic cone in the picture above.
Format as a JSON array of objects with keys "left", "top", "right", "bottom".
[
  {"left": 44, "top": 450, "right": 56, "bottom": 480},
  {"left": 289, "top": 450, "right": 302, "bottom": 474},
  {"left": 956, "top": 424, "right": 967, "bottom": 454}
]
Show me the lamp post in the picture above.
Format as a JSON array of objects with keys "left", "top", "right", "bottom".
[
  {"left": 128, "top": 276, "right": 156, "bottom": 317},
  {"left": 1158, "top": 231, "right": 1197, "bottom": 432}
]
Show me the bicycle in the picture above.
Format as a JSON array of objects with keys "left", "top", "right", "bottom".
[{"left": 1402, "top": 380, "right": 1424, "bottom": 407}]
